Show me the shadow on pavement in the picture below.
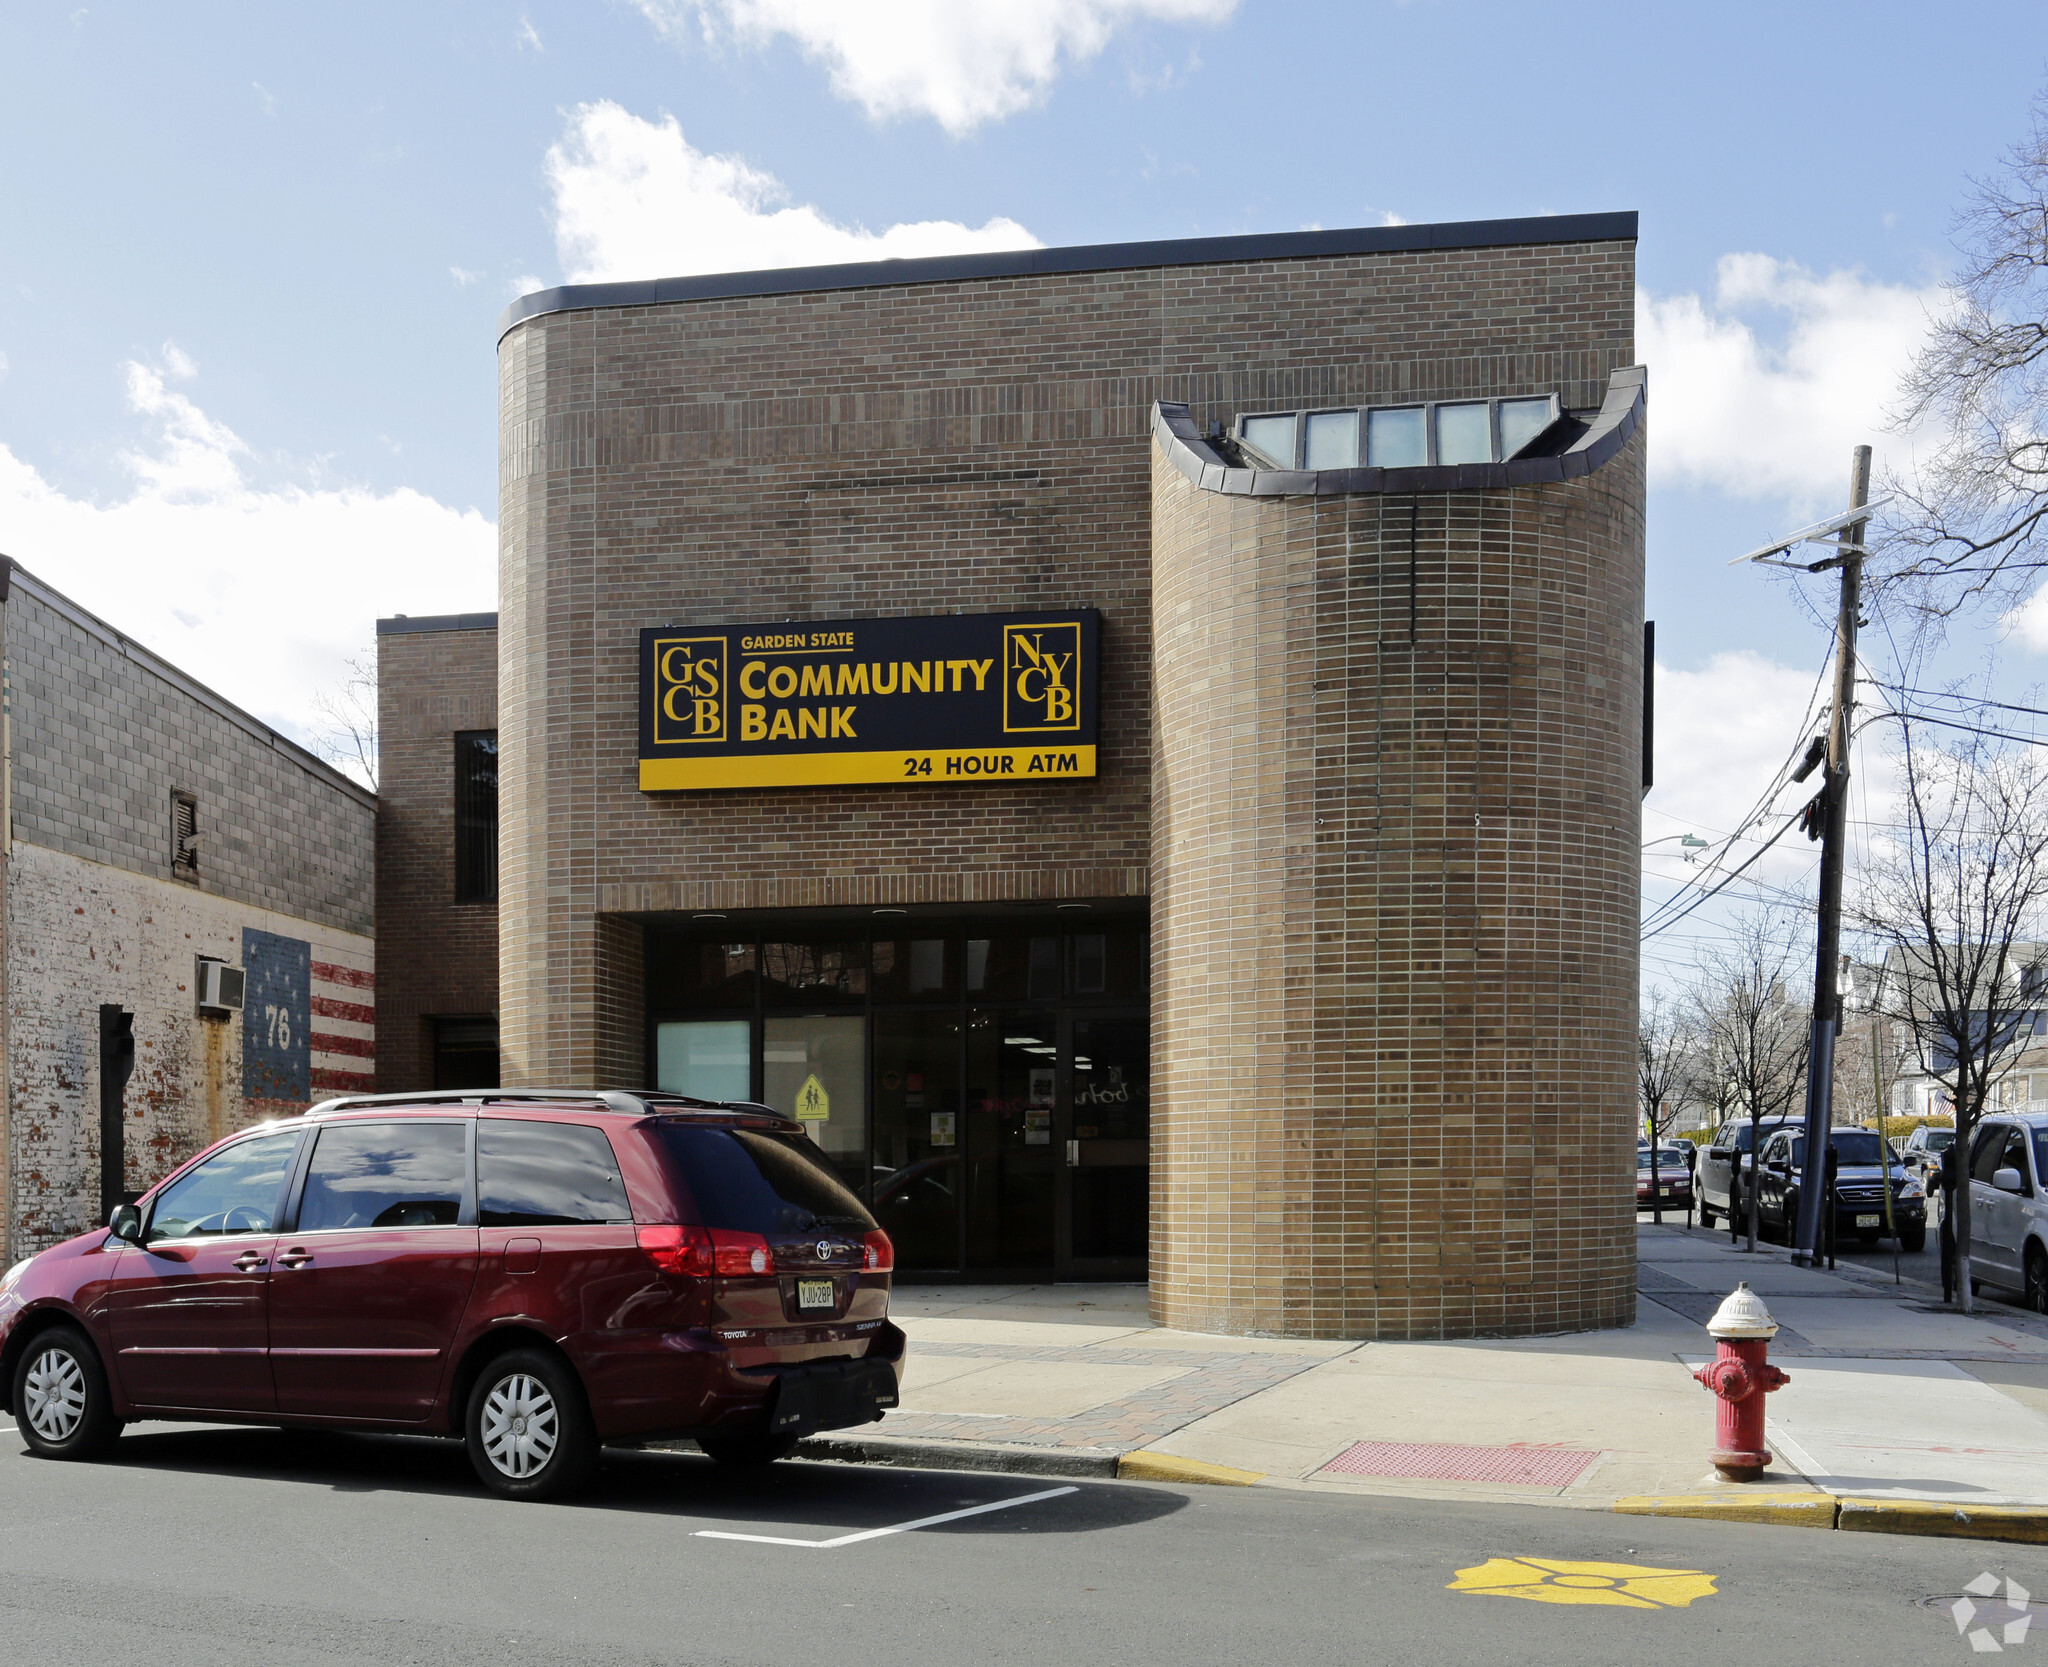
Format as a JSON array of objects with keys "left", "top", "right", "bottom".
[{"left": 78, "top": 1424, "right": 1188, "bottom": 1536}]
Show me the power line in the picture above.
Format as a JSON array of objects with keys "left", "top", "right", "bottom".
[{"left": 1641, "top": 807, "right": 1806, "bottom": 942}]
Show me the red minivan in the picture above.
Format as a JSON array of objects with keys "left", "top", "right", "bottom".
[{"left": 0, "top": 1091, "right": 904, "bottom": 1499}]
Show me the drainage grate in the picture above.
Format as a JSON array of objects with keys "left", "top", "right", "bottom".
[{"left": 1316, "top": 1441, "right": 1601, "bottom": 1488}]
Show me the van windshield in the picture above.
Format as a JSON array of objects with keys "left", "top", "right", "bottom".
[
  {"left": 657, "top": 1125, "right": 877, "bottom": 1235},
  {"left": 1789, "top": 1131, "right": 1895, "bottom": 1168}
]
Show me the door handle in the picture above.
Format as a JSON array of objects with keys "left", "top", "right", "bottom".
[
  {"left": 233, "top": 1251, "right": 268, "bottom": 1272},
  {"left": 275, "top": 1249, "right": 314, "bottom": 1270},
  {"left": 1066, "top": 1140, "right": 1080, "bottom": 1167}
]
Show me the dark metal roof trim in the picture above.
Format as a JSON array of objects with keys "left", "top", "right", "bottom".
[
  {"left": 376, "top": 612, "right": 500, "bottom": 636},
  {"left": 497, "top": 212, "right": 1638, "bottom": 341},
  {"left": 1150, "top": 366, "right": 1646, "bottom": 500}
]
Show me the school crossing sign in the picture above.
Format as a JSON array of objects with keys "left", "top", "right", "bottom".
[{"left": 638, "top": 609, "right": 1100, "bottom": 792}]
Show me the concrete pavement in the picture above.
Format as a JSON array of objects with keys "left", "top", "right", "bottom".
[{"left": 804, "top": 1224, "right": 2048, "bottom": 1534}]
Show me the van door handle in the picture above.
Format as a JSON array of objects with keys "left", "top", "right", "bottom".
[
  {"left": 233, "top": 1251, "right": 267, "bottom": 1272},
  {"left": 275, "top": 1249, "right": 314, "bottom": 1270}
]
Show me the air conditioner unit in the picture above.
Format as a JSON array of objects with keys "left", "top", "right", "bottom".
[{"left": 197, "top": 960, "right": 246, "bottom": 1016}]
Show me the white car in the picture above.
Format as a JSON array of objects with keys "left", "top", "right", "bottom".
[{"left": 1965, "top": 1113, "right": 2048, "bottom": 1312}]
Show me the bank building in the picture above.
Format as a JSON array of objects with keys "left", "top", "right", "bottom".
[{"left": 376, "top": 212, "right": 1647, "bottom": 1341}]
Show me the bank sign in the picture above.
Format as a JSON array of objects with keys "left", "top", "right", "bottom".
[{"left": 638, "top": 609, "right": 1099, "bottom": 791}]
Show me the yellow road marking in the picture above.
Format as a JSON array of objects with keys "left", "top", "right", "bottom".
[{"left": 1447, "top": 1557, "right": 1719, "bottom": 1609}]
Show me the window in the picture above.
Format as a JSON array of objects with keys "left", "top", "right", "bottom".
[
  {"left": 1239, "top": 413, "right": 1298, "bottom": 468},
  {"left": 454, "top": 731, "right": 498, "bottom": 903},
  {"left": 2004, "top": 1128, "right": 2034, "bottom": 1194},
  {"left": 763, "top": 1013, "right": 866, "bottom": 1188},
  {"left": 657, "top": 1125, "right": 877, "bottom": 1234},
  {"left": 1303, "top": 409, "right": 1359, "bottom": 470},
  {"left": 1366, "top": 407, "right": 1427, "bottom": 468},
  {"left": 170, "top": 791, "right": 199, "bottom": 878},
  {"left": 431, "top": 1016, "right": 500, "bottom": 1090},
  {"left": 478, "top": 1120, "right": 631, "bottom": 1226},
  {"left": 145, "top": 1130, "right": 300, "bottom": 1243},
  {"left": 1972, "top": 1124, "right": 2009, "bottom": 1183},
  {"left": 295, "top": 1120, "right": 469, "bottom": 1232},
  {"left": 1243, "top": 394, "right": 1562, "bottom": 471},
  {"left": 656, "top": 1018, "right": 752, "bottom": 1101}
]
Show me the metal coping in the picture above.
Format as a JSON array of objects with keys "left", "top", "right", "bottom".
[
  {"left": 302, "top": 1089, "right": 798, "bottom": 1123},
  {"left": 377, "top": 612, "right": 499, "bottom": 636},
  {"left": 498, "top": 211, "right": 1638, "bottom": 340}
]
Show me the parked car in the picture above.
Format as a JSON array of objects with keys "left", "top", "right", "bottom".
[
  {"left": 1900, "top": 1123, "right": 1957, "bottom": 1188},
  {"left": 1749, "top": 1125, "right": 1926, "bottom": 1252},
  {"left": 1637, "top": 1142, "right": 1694, "bottom": 1212},
  {"left": 1964, "top": 1113, "right": 2048, "bottom": 1312},
  {"left": 1696, "top": 1116, "right": 1800, "bottom": 1229},
  {"left": 0, "top": 1090, "right": 905, "bottom": 1500}
]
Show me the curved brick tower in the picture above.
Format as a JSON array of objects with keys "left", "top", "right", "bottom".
[{"left": 1148, "top": 374, "right": 1646, "bottom": 1339}]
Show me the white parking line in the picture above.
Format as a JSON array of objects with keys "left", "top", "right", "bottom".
[{"left": 693, "top": 1485, "right": 1081, "bottom": 1548}]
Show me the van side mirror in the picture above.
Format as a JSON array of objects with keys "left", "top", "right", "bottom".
[
  {"left": 106, "top": 1203, "right": 142, "bottom": 1243},
  {"left": 1994, "top": 1167, "right": 2026, "bottom": 1195}
]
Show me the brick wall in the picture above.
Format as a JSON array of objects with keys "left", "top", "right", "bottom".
[
  {"left": 1149, "top": 422, "right": 1645, "bottom": 1340},
  {"left": 374, "top": 620, "right": 499, "bottom": 1090},
  {"left": 495, "top": 234, "right": 1636, "bottom": 1092}
]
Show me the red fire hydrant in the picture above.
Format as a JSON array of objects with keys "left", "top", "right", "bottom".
[{"left": 1692, "top": 1282, "right": 1789, "bottom": 1482}]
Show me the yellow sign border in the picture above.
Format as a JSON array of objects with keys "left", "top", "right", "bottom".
[
  {"left": 650, "top": 634, "right": 731, "bottom": 745},
  {"left": 1002, "top": 621, "right": 1086, "bottom": 734},
  {"left": 640, "top": 745, "right": 1097, "bottom": 792}
]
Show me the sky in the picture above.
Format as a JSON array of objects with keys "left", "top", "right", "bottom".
[{"left": 2, "top": 0, "right": 2045, "bottom": 974}]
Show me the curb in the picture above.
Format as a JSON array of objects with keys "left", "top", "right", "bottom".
[
  {"left": 1116, "top": 1450, "right": 1263, "bottom": 1486},
  {"left": 1614, "top": 1491, "right": 1839, "bottom": 1530},
  {"left": 794, "top": 1432, "right": 1119, "bottom": 1479},
  {"left": 1839, "top": 1500, "right": 2048, "bottom": 1544}
]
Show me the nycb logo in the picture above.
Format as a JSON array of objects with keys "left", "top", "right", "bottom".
[
  {"left": 1003, "top": 622, "right": 1083, "bottom": 733},
  {"left": 653, "top": 636, "right": 728, "bottom": 743}
]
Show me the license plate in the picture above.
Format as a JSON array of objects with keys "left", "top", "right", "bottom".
[
  {"left": 1855, "top": 1214, "right": 1881, "bottom": 1228},
  {"left": 796, "top": 1278, "right": 835, "bottom": 1311}
]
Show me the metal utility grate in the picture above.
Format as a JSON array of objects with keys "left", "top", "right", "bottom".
[{"left": 1316, "top": 1441, "right": 1600, "bottom": 1488}]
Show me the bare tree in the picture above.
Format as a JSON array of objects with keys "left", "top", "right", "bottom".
[
  {"left": 1692, "top": 915, "right": 1812, "bottom": 1253},
  {"left": 1886, "top": 89, "right": 2048, "bottom": 625},
  {"left": 1851, "top": 725, "right": 2048, "bottom": 1312},
  {"left": 1639, "top": 989, "right": 1692, "bottom": 1224},
  {"left": 311, "top": 652, "right": 378, "bottom": 791}
]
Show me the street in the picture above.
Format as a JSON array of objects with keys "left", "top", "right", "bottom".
[{"left": 2, "top": 1421, "right": 2043, "bottom": 1667}]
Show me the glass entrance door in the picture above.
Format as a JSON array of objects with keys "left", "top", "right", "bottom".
[
  {"left": 1061, "top": 1012, "right": 1149, "bottom": 1275},
  {"left": 964, "top": 1010, "right": 1057, "bottom": 1272}
]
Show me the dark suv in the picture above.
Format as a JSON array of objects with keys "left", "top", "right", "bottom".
[{"left": 0, "top": 1091, "right": 904, "bottom": 1499}]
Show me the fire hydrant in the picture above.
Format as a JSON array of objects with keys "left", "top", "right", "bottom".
[{"left": 1692, "top": 1281, "right": 1789, "bottom": 1482}]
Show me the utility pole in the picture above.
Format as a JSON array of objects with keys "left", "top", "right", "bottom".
[{"left": 1790, "top": 446, "right": 1872, "bottom": 1267}]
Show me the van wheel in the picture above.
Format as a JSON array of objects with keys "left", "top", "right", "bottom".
[
  {"left": 2028, "top": 1248, "right": 2048, "bottom": 1315},
  {"left": 13, "top": 1327, "right": 122, "bottom": 1461},
  {"left": 464, "top": 1349, "right": 597, "bottom": 1501},
  {"left": 1698, "top": 1202, "right": 1716, "bottom": 1229},
  {"left": 698, "top": 1431, "right": 800, "bottom": 1467}
]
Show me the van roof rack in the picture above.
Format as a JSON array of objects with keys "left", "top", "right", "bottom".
[{"left": 302, "top": 1089, "right": 797, "bottom": 1124}]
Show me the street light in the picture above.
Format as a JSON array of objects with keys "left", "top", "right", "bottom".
[{"left": 1644, "top": 833, "right": 1711, "bottom": 857}]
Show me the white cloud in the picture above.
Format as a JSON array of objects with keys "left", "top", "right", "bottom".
[
  {"left": 1638, "top": 255, "right": 1939, "bottom": 508},
  {"left": 0, "top": 351, "right": 9, "bottom": 381},
  {"left": 634, "top": 0, "right": 1237, "bottom": 135},
  {"left": 449, "top": 265, "right": 482, "bottom": 287},
  {"left": 1645, "top": 650, "right": 1828, "bottom": 855},
  {"left": 252, "top": 81, "right": 278, "bottom": 117},
  {"left": 546, "top": 101, "right": 1039, "bottom": 283},
  {"left": 516, "top": 15, "right": 542, "bottom": 51},
  {"left": 0, "top": 354, "right": 493, "bottom": 752}
]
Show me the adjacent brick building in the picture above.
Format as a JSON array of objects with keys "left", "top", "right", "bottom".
[
  {"left": 374, "top": 613, "right": 500, "bottom": 1093},
  {"left": 0, "top": 559, "right": 376, "bottom": 1258},
  {"left": 376, "top": 214, "right": 1648, "bottom": 1336}
]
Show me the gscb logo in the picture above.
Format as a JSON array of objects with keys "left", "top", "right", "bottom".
[
  {"left": 653, "top": 636, "right": 727, "bottom": 743},
  {"left": 1003, "top": 622, "right": 1083, "bottom": 733}
]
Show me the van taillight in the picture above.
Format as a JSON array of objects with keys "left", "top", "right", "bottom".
[
  {"left": 637, "top": 1224, "right": 712, "bottom": 1277},
  {"left": 863, "top": 1229, "right": 894, "bottom": 1272},
  {"left": 711, "top": 1229, "right": 771, "bottom": 1276}
]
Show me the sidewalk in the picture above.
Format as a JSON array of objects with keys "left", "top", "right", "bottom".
[{"left": 801, "top": 1225, "right": 2048, "bottom": 1538}]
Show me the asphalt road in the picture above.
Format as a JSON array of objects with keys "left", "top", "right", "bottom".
[{"left": 2, "top": 1420, "right": 2043, "bottom": 1666}]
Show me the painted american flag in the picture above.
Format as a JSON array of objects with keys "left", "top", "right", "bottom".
[{"left": 311, "top": 958, "right": 376, "bottom": 1095}]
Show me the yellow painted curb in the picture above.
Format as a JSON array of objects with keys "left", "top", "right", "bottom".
[
  {"left": 1614, "top": 1491, "right": 1840, "bottom": 1529},
  {"left": 1838, "top": 1500, "right": 2048, "bottom": 1544},
  {"left": 1117, "top": 1450, "right": 1263, "bottom": 1486}
]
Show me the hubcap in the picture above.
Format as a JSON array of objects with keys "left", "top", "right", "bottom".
[
  {"left": 24, "top": 1346, "right": 86, "bottom": 1442},
  {"left": 480, "top": 1373, "right": 558, "bottom": 1479}
]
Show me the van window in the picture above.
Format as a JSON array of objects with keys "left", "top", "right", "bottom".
[
  {"left": 478, "top": 1120, "right": 632, "bottom": 1226},
  {"left": 658, "top": 1125, "right": 877, "bottom": 1234},
  {"left": 145, "top": 1129, "right": 301, "bottom": 1243},
  {"left": 297, "top": 1121, "right": 468, "bottom": 1231},
  {"left": 1973, "top": 1125, "right": 2010, "bottom": 1184}
]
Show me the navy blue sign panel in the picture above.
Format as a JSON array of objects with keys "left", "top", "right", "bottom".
[
  {"left": 242, "top": 927, "right": 311, "bottom": 1103},
  {"left": 638, "top": 609, "right": 1101, "bottom": 791}
]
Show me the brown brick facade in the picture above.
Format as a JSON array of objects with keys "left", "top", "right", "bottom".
[
  {"left": 489, "top": 219, "right": 1643, "bottom": 1335},
  {"left": 1149, "top": 423, "right": 1644, "bottom": 1340},
  {"left": 374, "top": 619, "right": 498, "bottom": 1090}
]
